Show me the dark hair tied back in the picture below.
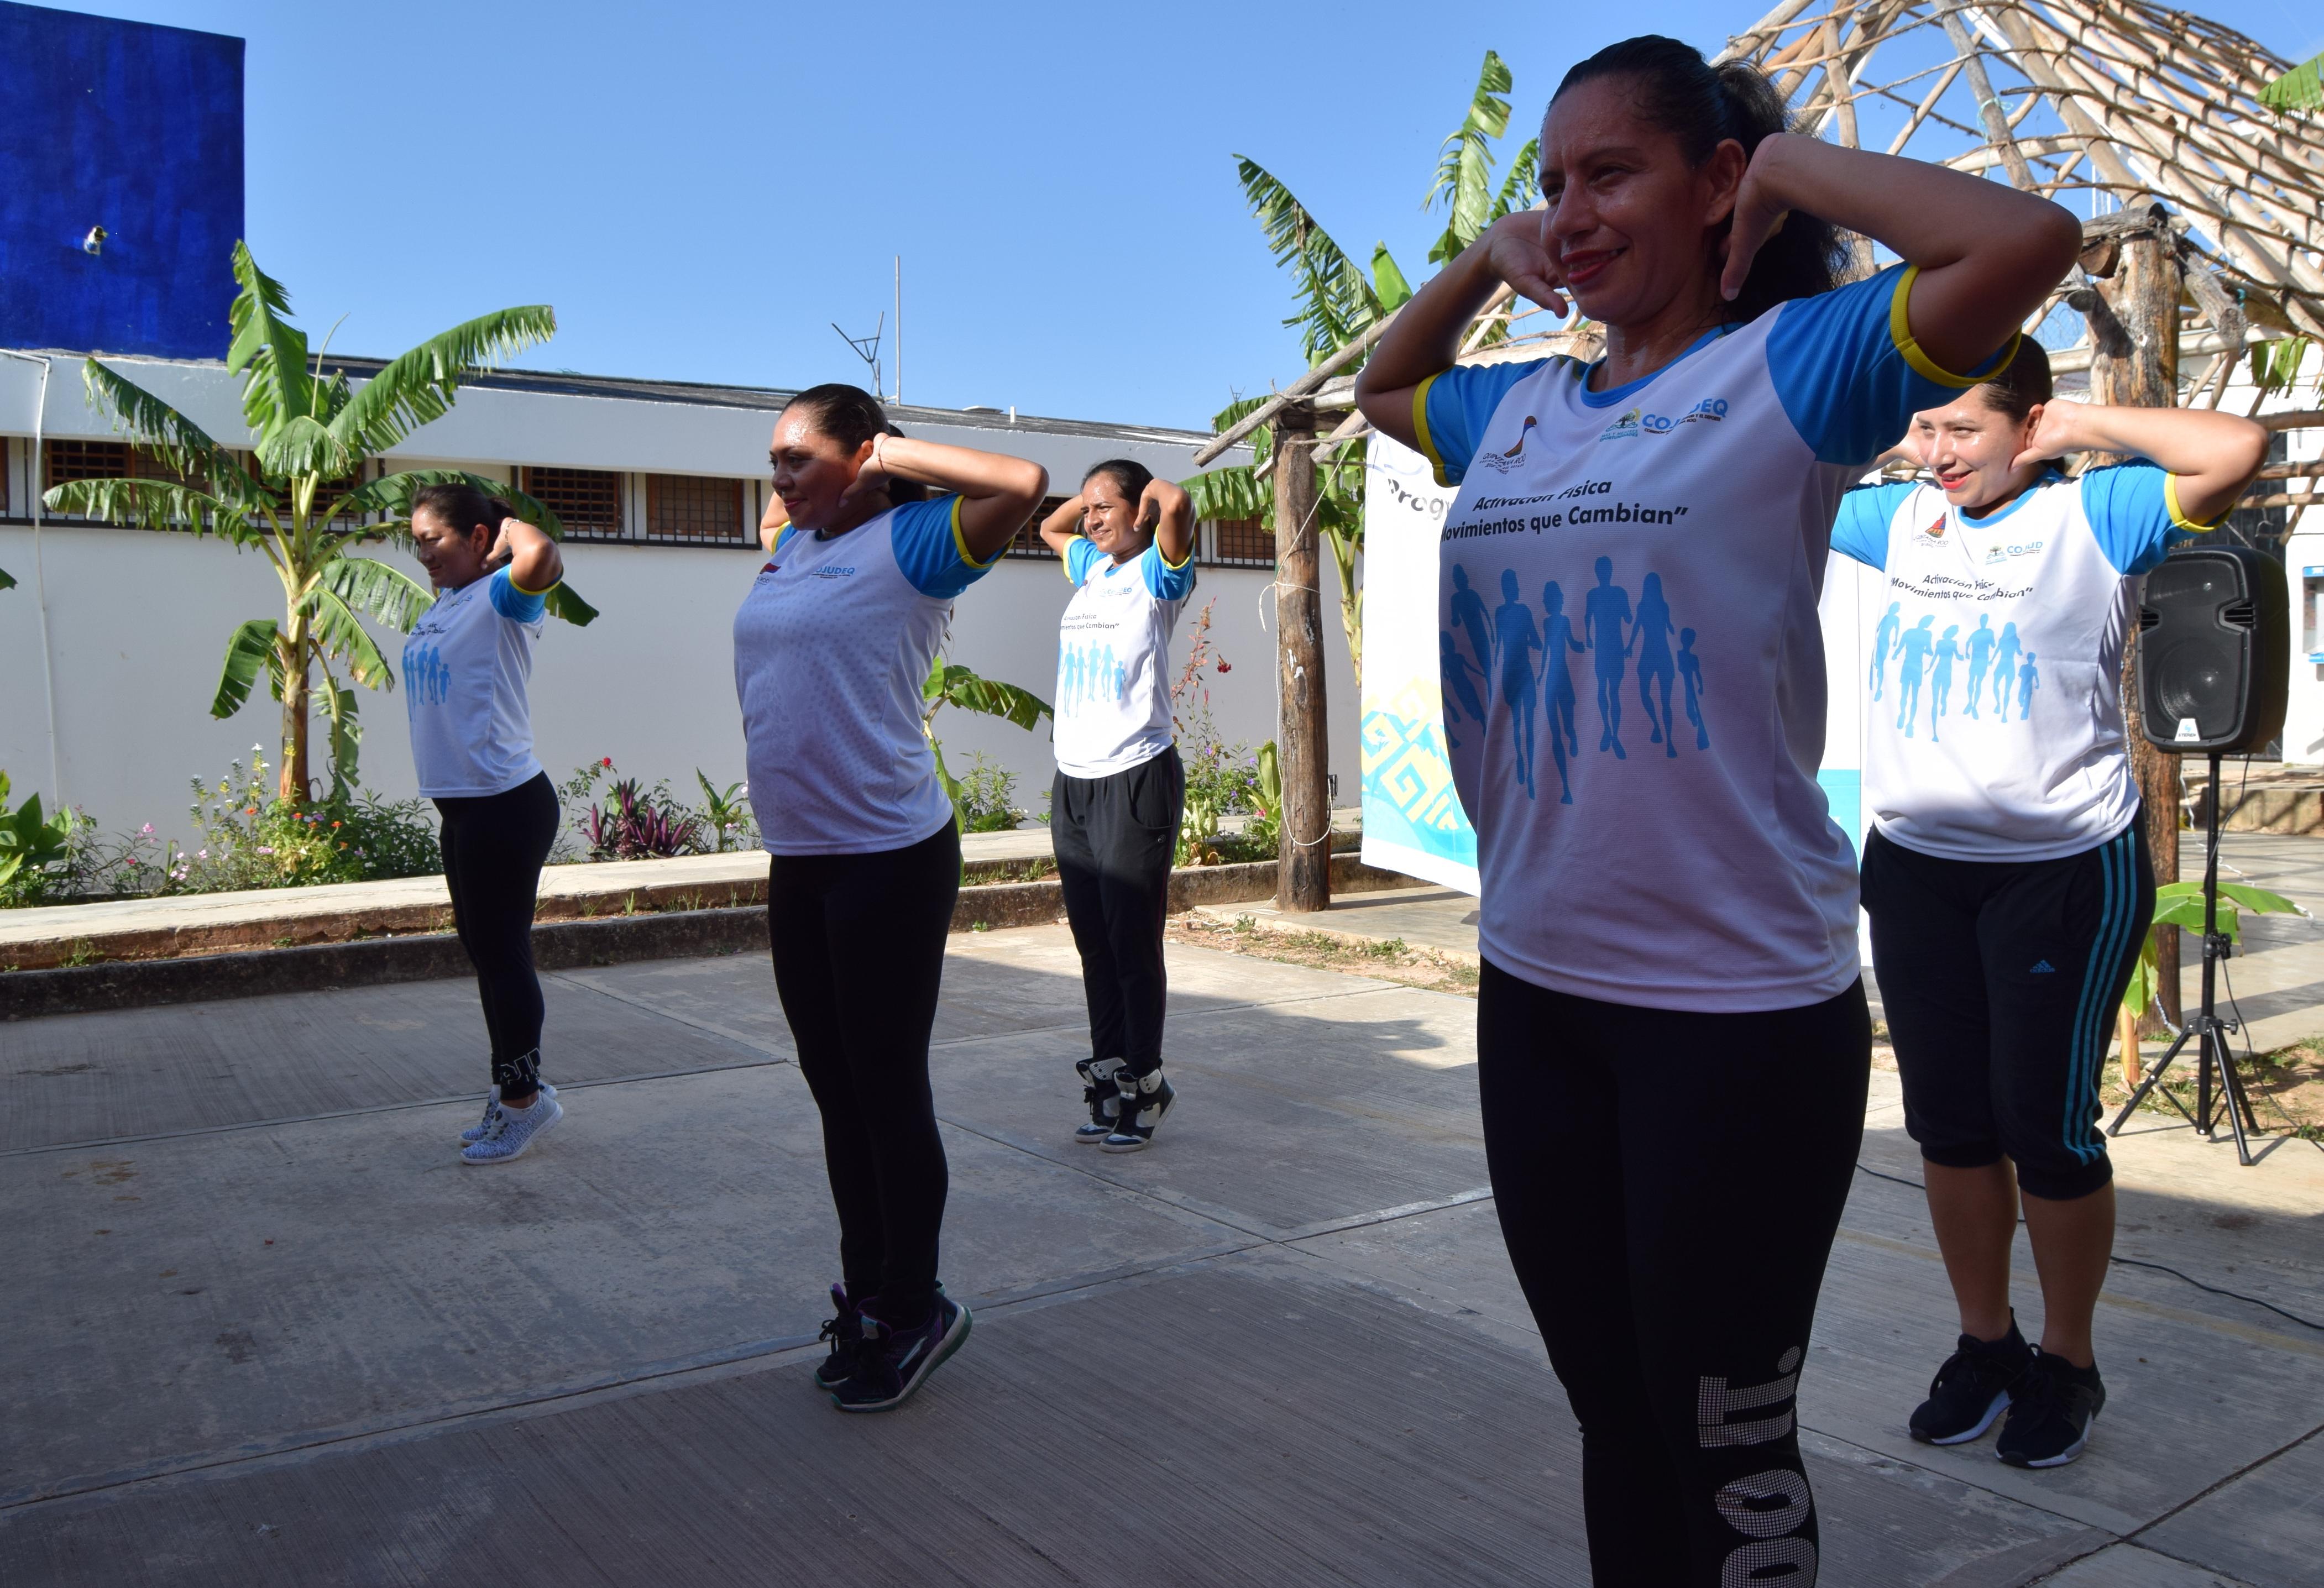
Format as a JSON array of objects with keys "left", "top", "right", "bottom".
[
  {"left": 1554, "top": 35, "right": 1847, "bottom": 323},
  {"left": 1972, "top": 339, "right": 2053, "bottom": 422},
  {"left": 412, "top": 481, "right": 516, "bottom": 542},
  {"left": 1081, "top": 458, "right": 1154, "bottom": 505},
  {"left": 779, "top": 382, "right": 927, "bottom": 504}
]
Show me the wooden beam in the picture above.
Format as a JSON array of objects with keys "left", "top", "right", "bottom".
[
  {"left": 1192, "top": 320, "right": 1395, "bottom": 468},
  {"left": 2084, "top": 207, "right": 2182, "bottom": 1032},
  {"left": 1271, "top": 403, "right": 1331, "bottom": 914},
  {"left": 1936, "top": 0, "right": 2035, "bottom": 190}
]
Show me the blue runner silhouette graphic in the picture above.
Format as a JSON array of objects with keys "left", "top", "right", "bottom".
[
  {"left": 1491, "top": 569, "right": 1543, "bottom": 799},
  {"left": 1539, "top": 580, "right": 1584, "bottom": 804},
  {"left": 1990, "top": 620, "right": 2022, "bottom": 714},
  {"left": 1894, "top": 615, "right": 1936, "bottom": 736},
  {"left": 1584, "top": 557, "right": 1633, "bottom": 759},
  {"left": 1449, "top": 564, "right": 1494, "bottom": 705},
  {"left": 2017, "top": 651, "right": 2039, "bottom": 720},
  {"left": 1871, "top": 601, "right": 1902, "bottom": 701},
  {"left": 1633, "top": 571, "right": 1679, "bottom": 758},
  {"left": 1440, "top": 631, "right": 1485, "bottom": 752},
  {"left": 1964, "top": 615, "right": 1995, "bottom": 720},
  {"left": 1930, "top": 623, "right": 1962, "bottom": 742},
  {"left": 1677, "top": 628, "right": 1709, "bottom": 750}
]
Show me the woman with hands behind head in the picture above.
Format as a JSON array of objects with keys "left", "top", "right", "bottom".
[
  {"left": 1833, "top": 342, "right": 2264, "bottom": 1470},
  {"left": 403, "top": 483, "right": 567, "bottom": 1166},
  {"left": 734, "top": 384, "right": 1047, "bottom": 1414},
  {"left": 1037, "top": 462, "right": 1196, "bottom": 1152},
  {"left": 1356, "top": 33, "right": 2080, "bottom": 1587}
]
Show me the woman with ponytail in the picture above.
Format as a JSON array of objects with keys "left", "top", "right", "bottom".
[
  {"left": 403, "top": 482, "right": 567, "bottom": 1165},
  {"left": 1357, "top": 34, "right": 2081, "bottom": 1585},
  {"left": 734, "top": 383, "right": 1047, "bottom": 1413}
]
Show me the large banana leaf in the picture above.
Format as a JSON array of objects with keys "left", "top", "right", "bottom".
[
  {"left": 1426, "top": 51, "right": 1515, "bottom": 263},
  {"left": 1184, "top": 464, "right": 1270, "bottom": 522},
  {"left": 302, "top": 584, "right": 394, "bottom": 689},
  {"left": 2262, "top": 51, "right": 2321, "bottom": 112},
  {"left": 212, "top": 618, "right": 284, "bottom": 718},
  {"left": 317, "top": 669, "right": 363, "bottom": 792},
  {"left": 330, "top": 306, "right": 558, "bottom": 459},
  {"left": 1236, "top": 157, "right": 1384, "bottom": 364},
  {"left": 0, "top": 565, "right": 15, "bottom": 591},
  {"left": 317, "top": 556, "right": 436, "bottom": 635},
  {"left": 226, "top": 242, "right": 314, "bottom": 436},
  {"left": 259, "top": 414, "right": 354, "bottom": 485},
  {"left": 1371, "top": 245, "right": 1414, "bottom": 313},
  {"left": 2121, "top": 879, "right": 2306, "bottom": 1023},
  {"left": 544, "top": 584, "right": 599, "bottom": 626},
  {"left": 1490, "top": 137, "right": 1542, "bottom": 222},
  {"left": 42, "top": 478, "right": 266, "bottom": 543},
  {"left": 80, "top": 359, "right": 264, "bottom": 503},
  {"left": 923, "top": 661, "right": 1051, "bottom": 730}
]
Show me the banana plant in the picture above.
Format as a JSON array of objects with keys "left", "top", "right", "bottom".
[
  {"left": 43, "top": 242, "right": 596, "bottom": 803},
  {"left": 1200, "top": 50, "right": 1540, "bottom": 690},
  {"left": 2261, "top": 51, "right": 2321, "bottom": 113},
  {"left": 2120, "top": 878, "right": 2306, "bottom": 1024},
  {"left": 0, "top": 771, "right": 76, "bottom": 894},
  {"left": 922, "top": 658, "right": 1051, "bottom": 830}
]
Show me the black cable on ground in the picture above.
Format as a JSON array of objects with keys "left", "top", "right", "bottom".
[{"left": 1851, "top": 1162, "right": 2324, "bottom": 1332}]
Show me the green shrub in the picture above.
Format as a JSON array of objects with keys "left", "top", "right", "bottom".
[{"left": 955, "top": 753, "right": 1025, "bottom": 833}]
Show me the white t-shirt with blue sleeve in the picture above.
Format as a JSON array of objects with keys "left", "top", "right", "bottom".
[
  {"left": 1053, "top": 536, "right": 1196, "bottom": 779},
  {"left": 401, "top": 567, "right": 549, "bottom": 799},
  {"left": 1831, "top": 459, "right": 2213, "bottom": 861},
  {"left": 732, "top": 495, "right": 997, "bottom": 855},
  {"left": 1419, "top": 264, "right": 2009, "bottom": 1012}
]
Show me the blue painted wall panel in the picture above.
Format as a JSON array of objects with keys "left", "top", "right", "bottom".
[{"left": 0, "top": 2, "right": 243, "bottom": 359}]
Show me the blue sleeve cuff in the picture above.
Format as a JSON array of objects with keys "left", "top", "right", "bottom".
[
  {"left": 1142, "top": 542, "right": 1196, "bottom": 599},
  {"left": 488, "top": 567, "right": 549, "bottom": 621},
  {"left": 892, "top": 495, "right": 992, "bottom": 599},
  {"left": 2084, "top": 461, "right": 2210, "bottom": 575},
  {"left": 1830, "top": 481, "right": 1911, "bottom": 571}
]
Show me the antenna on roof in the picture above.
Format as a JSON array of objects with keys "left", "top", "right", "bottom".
[{"left": 830, "top": 315, "right": 884, "bottom": 402}]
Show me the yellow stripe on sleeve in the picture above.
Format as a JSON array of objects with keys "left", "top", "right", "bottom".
[
  {"left": 510, "top": 574, "right": 559, "bottom": 596},
  {"left": 2164, "top": 473, "right": 2224, "bottom": 532},
  {"left": 1411, "top": 373, "right": 1453, "bottom": 488},
  {"left": 1159, "top": 536, "right": 1194, "bottom": 570},
  {"left": 949, "top": 495, "right": 998, "bottom": 570},
  {"left": 1061, "top": 537, "right": 1081, "bottom": 581},
  {"left": 1889, "top": 264, "right": 2019, "bottom": 389}
]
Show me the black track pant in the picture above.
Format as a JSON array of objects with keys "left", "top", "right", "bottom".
[
  {"left": 1477, "top": 960, "right": 1871, "bottom": 1588},
  {"left": 768, "top": 821, "right": 959, "bottom": 1323},
  {"left": 1052, "top": 746, "right": 1182, "bottom": 1077},
  {"left": 434, "top": 772, "right": 559, "bottom": 1100},
  {"left": 1861, "top": 820, "right": 2152, "bottom": 1202}
]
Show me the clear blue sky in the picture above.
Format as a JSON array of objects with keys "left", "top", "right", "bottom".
[{"left": 79, "top": 0, "right": 2324, "bottom": 433}]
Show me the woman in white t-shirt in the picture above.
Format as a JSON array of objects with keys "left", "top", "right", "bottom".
[
  {"left": 734, "top": 383, "right": 1047, "bottom": 1414},
  {"left": 402, "top": 483, "right": 566, "bottom": 1166},
  {"left": 1035, "top": 461, "right": 1196, "bottom": 1151},
  {"left": 1354, "top": 33, "right": 2079, "bottom": 1585},
  {"left": 1831, "top": 342, "right": 2265, "bottom": 1469}
]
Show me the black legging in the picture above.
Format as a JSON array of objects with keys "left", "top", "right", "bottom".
[
  {"left": 767, "top": 821, "right": 959, "bottom": 1324},
  {"left": 1477, "top": 960, "right": 1870, "bottom": 1588},
  {"left": 1052, "top": 746, "right": 1182, "bottom": 1076},
  {"left": 435, "top": 771, "right": 559, "bottom": 1101}
]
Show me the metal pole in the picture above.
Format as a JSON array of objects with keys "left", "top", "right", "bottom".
[{"left": 894, "top": 256, "right": 903, "bottom": 406}]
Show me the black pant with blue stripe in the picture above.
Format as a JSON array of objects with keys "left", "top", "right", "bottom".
[{"left": 1861, "top": 817, "right": 2154, "bottom": 1202}]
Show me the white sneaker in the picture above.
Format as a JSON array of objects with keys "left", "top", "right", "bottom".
[
  {"left": 460, "top": 1092, "right": 563, "bottom": 1164},
  {"left": 461, "top": 1082, "right": 558, "bottom": 1144}
]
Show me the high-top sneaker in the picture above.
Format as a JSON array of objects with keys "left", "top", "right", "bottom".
[
  {"left": 1075, "top": 1057, "right": 1124, "bottom": 1144},
  {"left": 814, "top": 1283, "right": 864, "bottom": 1391},
  {"left": 1102, "top": 1067, "right": 1176, "bottom": 1152},
  {"left": 828, "top": 1293, "right": 972, "bottom": 1413}
]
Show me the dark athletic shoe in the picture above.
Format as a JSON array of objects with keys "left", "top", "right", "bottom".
[
  {"left": 830, "top": 1294, "right": 971, "bottom": 1413},
  {"left": 1102, "top": 1068, "right": 1175, "bottom": 1152},
  {"left": 1075, "top": 1058, "right": 1124, "bottom": 1144},
  {"left": 1996, "top": 1350, "right": 2105, "bottom": 1468},
  {"left": 812, "top": 1283, "right": 863, "bottom": 1391},
  {"left": 1909, "top": 1322, "right": 2032, "bottom": 1445}
]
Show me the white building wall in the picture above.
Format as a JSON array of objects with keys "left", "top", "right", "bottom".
[{"left": 0, "top": 520, "right": 1357, "bottom": 846}]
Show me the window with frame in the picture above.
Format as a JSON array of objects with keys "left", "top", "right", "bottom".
[
  {"left": 1206, "top": 516, "right": 1274, "bottom": 568},
  {"left": 645, "top": 474, "right": 746, "bottom": 544},
  {"left": 1004, "top": 495, "right": 1071, "bottom": 558},
  {"left": 522, "top": 467, "right": 626, "bottom": 539}
]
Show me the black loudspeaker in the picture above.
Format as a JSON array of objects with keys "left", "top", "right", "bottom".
[{"left": 2136, "top": 544, "right": 2288, "bottom": 754}]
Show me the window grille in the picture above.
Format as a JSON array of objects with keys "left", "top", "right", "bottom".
[
  {"left": 43, "top": 439, "right": 133, "bottom": 493},
  {"left": 645, "top": 474, "right": 746, "bottom": 544},
  {"left": 1003, "top": 495, "right": 1071, "bottom": 558},
  {"left": 523, "top": 467, "right": 625, "bottom": 539},
  {"left": 1206, "top": 516, "right": 1274, "bottom": 568}
]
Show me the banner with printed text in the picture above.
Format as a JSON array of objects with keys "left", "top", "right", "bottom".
[{"left": 1360, "top": 434, "right": 1480, "bottom": 894}]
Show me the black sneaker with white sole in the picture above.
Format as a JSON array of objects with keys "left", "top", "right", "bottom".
[
  {"left": 1075, "top": 1057, "right": 1123, "bottom": 1144},
  {"left": 829, "top": 1294, "right": 972, "bottom": 1413},
  {"left": 1102, "top": 1067, "right": 1175, "bottom": 1152},
  {"left": 1909, "top": 1320, "right": 2033, "bottom": 1445},
  {"left": 813, "top": 1283, "right": 863, "bottom": 1391},
  {"left": 1996, "top": 1349, "right": 2105, "bottom": 1468}
]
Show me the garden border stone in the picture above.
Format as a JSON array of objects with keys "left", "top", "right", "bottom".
[{"left": 1, "top": 852, "right": 1415, "bottom": 1019}]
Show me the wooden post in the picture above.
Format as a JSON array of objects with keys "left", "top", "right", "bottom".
[
  {"left": 1272, "top": 402, "right": 1331, "bottom": 913},
  {"left": 2082, "top": 204, "right": 2182, "bottom": 1032}
]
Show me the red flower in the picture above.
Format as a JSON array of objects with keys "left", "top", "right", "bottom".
[
  {"left": 600, "top": 757, "right": 613, "bottom": 767},
  {"left": 1216, "top": 660, "right": 1232, "bottom": 673}
]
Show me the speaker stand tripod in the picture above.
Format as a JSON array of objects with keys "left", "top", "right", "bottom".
[{"left": 2107, "top": 751, "right": 2263, "bottom": 1165}]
